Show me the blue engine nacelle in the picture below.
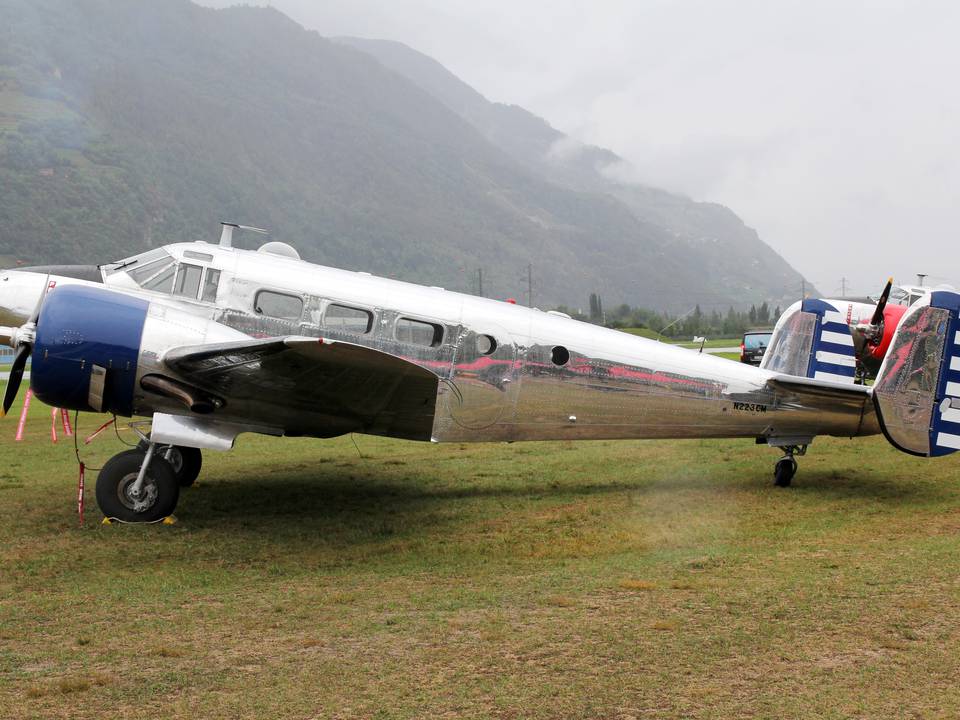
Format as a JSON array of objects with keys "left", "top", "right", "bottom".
[{"left": 31, "top": 285, "right": 149, "bottom": 416}]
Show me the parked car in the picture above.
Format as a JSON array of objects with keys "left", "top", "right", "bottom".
[{"left": 740, "top": 330, "right": 772, "bottom": 365}]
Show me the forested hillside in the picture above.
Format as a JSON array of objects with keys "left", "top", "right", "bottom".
[{"left": 0, "top": 0, "right": 809, "bottom": 310}]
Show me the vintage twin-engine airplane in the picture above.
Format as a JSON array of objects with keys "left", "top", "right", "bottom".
[{"left": 1, "top": 224, "right": 958, "bottom": 522}]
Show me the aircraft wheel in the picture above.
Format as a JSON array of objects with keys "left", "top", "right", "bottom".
[
  {"left": 139, "top": 439, "right": 202, "bottom": 487},
  {"left": 774, "top": 457, "right": 798, "bottom": 487},
  {"left": 96, "top": 449, "right": 180, "bottom": 522}
]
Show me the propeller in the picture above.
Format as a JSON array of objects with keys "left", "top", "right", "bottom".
[
  {"left": 1, "top": 276, "right": 49, "bottom": 417},
  {"left": 868, "top": 276, "right": 894, "bottom": 329}
]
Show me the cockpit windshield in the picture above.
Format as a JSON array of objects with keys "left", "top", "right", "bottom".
[
  {"left": 128, "top": 253, "right": 178, "bottom": 293},
  {"left": 103, "top": 248, "right": 219, "bottom": 302}
]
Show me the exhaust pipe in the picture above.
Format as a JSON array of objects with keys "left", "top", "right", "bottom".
[{"left": 140, "top": 375, "right": 224, "bottom": 415}]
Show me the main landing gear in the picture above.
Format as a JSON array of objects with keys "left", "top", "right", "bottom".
[
  {"left": 95, "top": 440, "right": 203, "bottom": 522},
  {"left": 773, "top": 445, "right": 806, "bottom": 487}
]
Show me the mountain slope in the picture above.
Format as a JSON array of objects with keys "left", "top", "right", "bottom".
[
  {"left": 335, "top": 37, "right": 814, "bottom": 306},
  {"left": 0, "top": 0, "right": 807, "bottom": 310}
]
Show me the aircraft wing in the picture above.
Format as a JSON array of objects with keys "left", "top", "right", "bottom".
[{"left": 161, "top": 336, "right": 440, "bottom": 440}]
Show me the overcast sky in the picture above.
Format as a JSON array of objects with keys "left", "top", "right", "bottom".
[{"left": 210, "top": 0, "right": 960, "bottom": 296}]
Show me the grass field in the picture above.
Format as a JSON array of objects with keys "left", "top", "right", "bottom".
[{"left": 2, "top": 399, "right": 960, "bottom": 719}]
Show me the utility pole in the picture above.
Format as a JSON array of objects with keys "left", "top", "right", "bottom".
[
  {"left": 841, "top": 277, "right": 847, "bottom": 297},
  {"left": 477, "top": 268, "right": 483, "bottom": 297},
  {"left": 801, "top": 278, "right": 806, "bottom": 300},
  {"left": 527, "top": 264, "right": 533, "bottom": 307}
]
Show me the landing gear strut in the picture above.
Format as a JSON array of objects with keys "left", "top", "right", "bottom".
[
  {"left": 137, "top": 438, "right": 203, "bottom": 487},
  {"left": 773, "top": 445, "right": 806, "bottom": 487}
]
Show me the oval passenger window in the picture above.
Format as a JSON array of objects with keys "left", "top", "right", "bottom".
[
  {"left": 551, "top": 345, "right": 570, "bottom": 366},
  {"left": 476, "top": 334, "right": 498, "bottom": 355}
]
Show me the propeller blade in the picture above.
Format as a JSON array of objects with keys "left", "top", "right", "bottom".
[
  {"left": 2, "top": 343, "right": 31, "bottom": 416},
  {"left": 0, "top": 274, "right": 48, "bottom": 416},
  {"left": 28, "top": 274, "right": 50, "bottom": 324},
  {"left": 869, "top": 277, "right": 894, "bottom": 327}
]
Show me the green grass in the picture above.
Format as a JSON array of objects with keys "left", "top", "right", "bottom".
[{"left": 2, "top": 399, "right": 960, "bottom": 718}]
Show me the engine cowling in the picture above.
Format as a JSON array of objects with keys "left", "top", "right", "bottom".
[
  {"left": 31, "top": 284, "right": 149, "bottom": 415},
  {"left": 865, "top": 302, "right": 908, "bottom": 362}
]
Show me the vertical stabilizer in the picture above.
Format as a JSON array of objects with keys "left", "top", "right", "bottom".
[
  {"left": 762, "top": 299, "right": 856, "bottom": 383},
  {"left": 872, "top": 290, "right": 960, "bottom": 457}
]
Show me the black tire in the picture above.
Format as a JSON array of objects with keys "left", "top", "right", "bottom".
[
  {"left": 162, "top": 446, "right": 202, "bottom": 487},
  {"left": 774, "top": 457, "right": 797, "bottom": 487},
  {"left": 96, "top": 449, "right": 180, "bottom": 522},
  {"left": 138, "top": 439, "right": 203, "bottom": 487}
]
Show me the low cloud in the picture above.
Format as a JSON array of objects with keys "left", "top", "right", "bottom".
[{"left": 205, "top": 0, "right": 960, "bottom": 294}]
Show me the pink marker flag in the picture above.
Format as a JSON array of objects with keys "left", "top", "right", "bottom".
[
  {"left": 60, "top": 408, "right": 73, "bottom": 437},
  {"left": 77, "top": 462, "right": 85, "bottom": 526},
  {"left": 15, "top": 389, "right": 32, "bottom": 442}
]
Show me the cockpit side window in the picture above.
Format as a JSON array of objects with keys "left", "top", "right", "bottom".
[
  {"left": 201, "top": 269, "right": 220, "bottom": 303},
  {"left": 173, "top": 263, "right": 203, "bottom": 299}
]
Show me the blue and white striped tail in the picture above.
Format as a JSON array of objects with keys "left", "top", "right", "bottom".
[
  {"left": 873, "top": 290, "right": 960, "bottom": 458},
  {"left": 802, "top": 299, "right": 857, "bottom": 383}
]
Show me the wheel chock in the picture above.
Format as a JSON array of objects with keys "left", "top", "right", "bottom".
[
  {"left": 162, "top": 516, "right": 177, "bottom": 525},
  {"left": 101, "top": 517, "right": 113, "bottom": 525}
]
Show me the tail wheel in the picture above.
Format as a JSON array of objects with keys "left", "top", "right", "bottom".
[
  {"left": 774, "top": 457, "right": 798, "bottom": 487},
  {"left": 95, "top": 449, "right": 179, "bottom": 522}
]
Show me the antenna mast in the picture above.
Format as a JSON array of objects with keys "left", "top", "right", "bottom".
[{"left": 219, "top": 222, "right": 269, "bottom": 248}]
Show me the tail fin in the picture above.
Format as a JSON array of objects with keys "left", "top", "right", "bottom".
[
  {"left": 762, "top": 299, "right": 857, "bottom": 383},
  {"left": 873, "top": 290, "right": 960, "bottom": 457}
]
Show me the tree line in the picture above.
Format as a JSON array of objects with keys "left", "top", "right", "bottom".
[{"left": 555, "top": 293, "right": 781, "bottom": 339}]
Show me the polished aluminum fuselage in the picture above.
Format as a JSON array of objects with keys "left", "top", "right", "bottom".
[{"left": 1, "top": 243, "right": 880, "bottom": 443}]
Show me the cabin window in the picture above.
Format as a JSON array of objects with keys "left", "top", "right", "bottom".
[
  {"left": 201, "top": 269, "right": 220, "bottom": 303},
  {"left": 551, "top": 345, "right": 570, "bottom": 366},
  {"left": 396, "top": 317, "right": 443, "bottom": 347},
  {"left": 254, "top": 290, "right": 303, "bottom": 320},
  {"left": 476, "top": 334, "right": 498, "bottom": 355},
  {"left": 173, "top": 263, "right": 203, "bottom": 299},
  {"left": 324, "top": 304, "right": 373, "bottom": 334}
]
